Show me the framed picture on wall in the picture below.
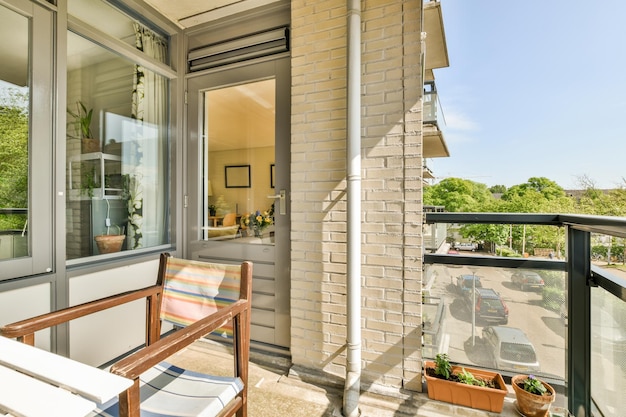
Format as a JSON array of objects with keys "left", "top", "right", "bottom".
[
  {"left": 270, "top": 164, "right": 275, "bottom": 188},
  {"left": 225, "top": 165, "right": 251, "bottom": 188}
]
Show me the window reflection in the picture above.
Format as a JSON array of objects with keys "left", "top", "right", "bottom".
[
  {"left": 203, "top": 80, "right": 276, "bottom": 244},
  {"left": 66, "top": 27, "right": 168, "bottom": 259},
  {"left": 0, "top": 6, "right": 29, "bottom": 260}
]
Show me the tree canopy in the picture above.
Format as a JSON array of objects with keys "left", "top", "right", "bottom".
[
  {"left": 424, "top": 176, "right": 626, "bottom": 256},
  {"left": 0, "top": 88, "right": 29, "bottom": 230}
]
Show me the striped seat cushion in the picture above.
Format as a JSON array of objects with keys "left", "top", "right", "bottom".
[
  {"left": 160, "top": 257, "right": 242, "bottom": 337},
  {"left": 90, "top": 362, "right": 243, "bottom": 417}
]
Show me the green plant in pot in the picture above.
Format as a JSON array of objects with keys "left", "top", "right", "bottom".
[
  {"left": 423, "top": 353, "right": 507, "bottom": 413},
  {"left": 511, "top": 374, "right": 555, "bottom": 417},
  {"left": 68, "top": 101, "right": 99, "bottom": 153}
]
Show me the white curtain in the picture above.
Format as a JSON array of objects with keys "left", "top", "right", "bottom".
[{"left": 129, "top": 23, "right": 168, "bottom": 249}]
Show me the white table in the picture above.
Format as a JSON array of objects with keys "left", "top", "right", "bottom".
[{"left": 0, "top": 336, "right": 133, "bottom": 417}]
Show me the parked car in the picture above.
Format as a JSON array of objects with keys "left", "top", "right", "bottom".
[
  {"left": 511, "top": 270, "right": 545, "bottom": 291},
  {"left": 464, "top": 287, "right": 509, "bottom": 324},
  {"left": 454, "top": 242, "right": 477, "bottom": 251},
  {"left": 455, "top": 274, "right": 482, "bottom": 295},
  {"left": 482, "top": 326, "right": 540, "bottom": 372}
]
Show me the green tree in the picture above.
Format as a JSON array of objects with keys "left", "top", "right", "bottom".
[
  {"left": 0, "top": 88, "right": 29, "bottom": 230},
  {"left": 502, "top": 177, "right": 566, "bottom": 203},
  {"left": 489, "top": 184, "right": 507, "bottom": 194},
  {"left": 424, "top": 178, "right": 495, "bottom": 212}
]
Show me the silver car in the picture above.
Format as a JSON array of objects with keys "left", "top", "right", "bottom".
[{"left": 482, "top": 326, "right": 540, "bottom": 372}]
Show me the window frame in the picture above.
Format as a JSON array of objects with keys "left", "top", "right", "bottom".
[
  {"left": 64, "top": 13, "right": 177, "bottom": 264},
  {"left": 0, "top": 0, "right": 54, "bottom": 282}
]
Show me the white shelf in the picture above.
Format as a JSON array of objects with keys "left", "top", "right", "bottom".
[{"left": 68, "top": 152, "right": 123, "bottom": 200}]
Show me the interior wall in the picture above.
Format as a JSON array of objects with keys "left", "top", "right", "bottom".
[{"left": 208, "top": 146, "right": 274, "bottom": 216}]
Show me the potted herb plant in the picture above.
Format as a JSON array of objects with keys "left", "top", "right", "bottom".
[
  {"left": 68, "top": 101, "right": 99, "bottom": 153},
  {"left": 208, "top": 204, "right": 217, "bottom": 217},
  {"left": 423, "top": 353, "right": 507, "bottom": 413},
  {"left": 511, "top": 374, "right": 555, "bottom": 417}
]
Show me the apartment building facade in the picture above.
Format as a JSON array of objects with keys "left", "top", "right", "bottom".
[{"left": 0, "top": 0, "right": 449, "bottom": 401}]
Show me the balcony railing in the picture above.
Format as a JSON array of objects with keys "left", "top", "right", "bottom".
[
  {"left": 0, "top": 208, "right": 28, "bottom": 260},
  {"left": 423, "top": 212, "right": 626, "bottom": 417},
  {"left": 423, "top": 80, "right": 441, "bottom": 126}
]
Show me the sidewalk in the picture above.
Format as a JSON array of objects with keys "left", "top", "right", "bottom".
[{"left": 167, "top": 339, "right": 524, "bottom": 417}]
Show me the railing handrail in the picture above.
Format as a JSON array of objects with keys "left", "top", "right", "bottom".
[
  {"left": 425, "top": 211, "right": 626, "bottom": 416},
  {"left": 0, "top": 208, "right": 28, "bottom": 215},
  {"left": 424, "top": 211, "right": 626, "bottom": 303}
]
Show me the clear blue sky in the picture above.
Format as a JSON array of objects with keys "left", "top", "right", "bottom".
[{"left": 429, "top": 1, "right": 626, "bottom": 190}]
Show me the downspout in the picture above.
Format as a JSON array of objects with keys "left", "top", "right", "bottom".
[{"left": 344, "top": 0, "right": 361, "bottom": 416}]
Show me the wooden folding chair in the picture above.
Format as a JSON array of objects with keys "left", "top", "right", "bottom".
[{"left": 0, "top": 253, "right": 252, "bottom": 417}]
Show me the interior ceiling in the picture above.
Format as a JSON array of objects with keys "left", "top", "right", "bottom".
[
  {"left": 141, "top": 0, "right": 281, "bottom": 29},
  {"left": 206, "top": 79, "right": 275, "bottom": 152},
  {"left": 138, "top": 1, "right": 282, "bottom": 151}
]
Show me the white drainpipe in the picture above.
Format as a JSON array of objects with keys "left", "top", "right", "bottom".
[{"left": 344, "top": 0, "right": 361, "bottom": 416}]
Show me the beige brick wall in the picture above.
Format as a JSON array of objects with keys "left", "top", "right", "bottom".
[{"left": 290, "top": 0, "right": 424, "bottom": 392}]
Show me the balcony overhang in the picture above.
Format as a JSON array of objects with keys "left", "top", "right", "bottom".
[
  {"left": 423, "top": 164, "right": 434, "bottom": 179},
  {"left": 423, "top": 1, "right": 449, "bottom": 71},
  {"left": 424, "top": 124, "right": 449, "bottom": 158}
]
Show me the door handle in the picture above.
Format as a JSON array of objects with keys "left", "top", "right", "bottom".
[{"left": 267, "top": 189, "right": 286, "bottom": 215}]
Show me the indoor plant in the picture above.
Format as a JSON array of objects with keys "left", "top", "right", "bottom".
[
  {"left": 511, "top": 374, "right": 555, "bottom": 417},
  {"left": 68, "top": 101, "right": 99, "bottom": 153},
  {"left": 423, "top": 353, "right": 507, "bottom": 413}
]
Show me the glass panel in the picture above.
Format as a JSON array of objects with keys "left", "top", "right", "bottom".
[
  {"left": 0, "top": 6, "right": 29, "bottom": 261},
  {"left": 68, "top": 0, "right": 168, "bottom": 59},
  {"left": 590, "top": 232, "right": 624, "bottom": 265},
  {"left": 591, "top": 287, "right": 626, "bottom": 416},
  {"left": 423, "top": 263, "right": 568, "bottom": 408},
  {"left": 203, "top": 79, "right": 276, "bottom": 244},
  {"left": 66, "top": 29, "right": 169, "bottom": 259}
]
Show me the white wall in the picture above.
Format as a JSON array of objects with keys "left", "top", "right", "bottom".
[
  {"left": 0, "top": 283, "right": 51, "bottom": 350},
  {"left": 68, "top": 258, "right": 164, "bottom": 366}
]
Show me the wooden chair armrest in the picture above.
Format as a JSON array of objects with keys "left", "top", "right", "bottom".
[
  {"left": 0, "top": 285, "right": 162, "bottom": 343},
  {"left": 111, "top": 299, "right": 250, "bottom": 380}
]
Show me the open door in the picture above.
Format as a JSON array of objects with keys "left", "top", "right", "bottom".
[{"left": 187, "top": 58, "right": 291, "bottom": 353}]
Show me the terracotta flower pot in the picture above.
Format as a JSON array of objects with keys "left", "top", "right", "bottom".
[
  {"left": 511, "top": 374, "right": 555, "bottom": 417},
  {"left": 94, "top": 234, "right": 125, "bottom": 254},
  {"left": 423, "top": 361, "right": 507, "bottom": 413},
  {"left": 82, "top": 138, "right": 100, "bottom": 153}
]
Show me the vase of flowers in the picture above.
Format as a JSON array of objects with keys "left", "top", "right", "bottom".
[
  {"left": 241, "top": 209, "right": 273, "bottom": 238},
  {"left": 511, "top": 374, "right": 555, "bottom": 417}
]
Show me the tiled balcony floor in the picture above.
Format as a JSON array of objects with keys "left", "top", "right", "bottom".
[{"left": 168, "top": 339, "right": 530, "bottom": 417}]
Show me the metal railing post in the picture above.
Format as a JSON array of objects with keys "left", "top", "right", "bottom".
[{"left": 567, "top": 227, "right": 592, "bottom": 416}]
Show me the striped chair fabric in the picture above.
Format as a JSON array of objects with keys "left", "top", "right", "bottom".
[{"left": 160, "top": 257, "right": 242, "bottom": 337}]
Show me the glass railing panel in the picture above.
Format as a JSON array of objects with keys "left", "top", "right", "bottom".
[
  {"left": 423, "top": 262, "right": 569, "bottom": 411},
  {"left": 424, "top": 264, "right": 566, "bottom": 378},
  {"left": 590, "top": 286, "right": 626, "bottom": 417},
  {"left": 590, "top": 232, "right": 624, "bottom": 265},
  {"left": 423, "top": 91, "right": 437, "bottom": 123}
]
